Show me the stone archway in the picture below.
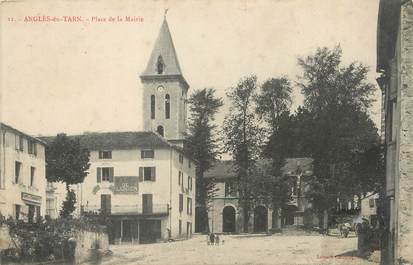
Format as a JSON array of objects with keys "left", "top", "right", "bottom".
[
  {"left": 222, "top": 205, "right": 236, "bottom": 233},
  {"left": 282, "top": 205, "right": 298, "bottom": 226},
  {"left": 254, "top": 206, "right": 268, "bottom": 232}
]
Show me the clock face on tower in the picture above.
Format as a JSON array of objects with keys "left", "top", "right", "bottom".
[{"left": 157, "top": 85, "right": 165, "bottom": 93}]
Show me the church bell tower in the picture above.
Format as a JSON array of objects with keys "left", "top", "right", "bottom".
[{"left": 140, "top": 17, "right": 189, "bottom": 147}]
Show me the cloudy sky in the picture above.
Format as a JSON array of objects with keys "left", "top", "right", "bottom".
[{"left": 1, "top": 0, "right": 381, "bottom": 136}]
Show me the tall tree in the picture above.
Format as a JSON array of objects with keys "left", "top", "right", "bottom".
[
  {"left": 256, "top": 77, "right": 292, "bottom": 129},
  {"left": 223, "top": 75, "right": 263, "bottom": 232},
  {"left": 46, "top": 133, "right": 90, "bottom": 217},
  {"left": 295, "top": 46, "right": 379, "bottom": 223},
  {"left": 185, "top": 88, "right": 223, "bottom": 233},
  {"left": 255, "top": 77, "right": 294, "bottom": 220}
]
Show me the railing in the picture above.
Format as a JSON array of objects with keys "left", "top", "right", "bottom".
[{"left": 82, "top": 204, "right": 169, "bottom": 215}]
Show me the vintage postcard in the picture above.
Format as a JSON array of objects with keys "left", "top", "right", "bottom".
[{"left": 0, "top": 0, "right": 412, "bottom": 264}]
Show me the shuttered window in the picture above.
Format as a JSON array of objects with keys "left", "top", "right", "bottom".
[
  {"left": 97, "top": 167, "right": 101, "bottom": 183},
  {"left": 141, "top": 149, "right": 154, "bottom": 159},
  {"left": 97, "top": 167, "right": 114, "bottom": 182},
  {"left": 139, "top": 167, "right": 156, "bottom": 182},
  {"left": 15, "top": 161, "right": 21, "bottom": 183},
  {"left": 99, "top": 150, "right": 112, "bottom": 159},
  {"left": 15, "top": 135, "right": 19, "bottom": 150},
  {"left": 179, "top": 194, "right": 183, "bottom": 212},
  {"left": 187, "top": 176, "right": 193, "bottom": 191},
  {"left": 19, "top": 136, "right": 24, "bottom": 151},
  {"left": 30, "top": 167, "right": 35, "bottom": 187},
  {"left": 187, "top": 198, "right": 192, "bottom": 215},
  {"left": 101, "top": 194, "right": 111, "bottom": 214}
]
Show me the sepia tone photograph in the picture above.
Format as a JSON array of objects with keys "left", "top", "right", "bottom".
[{"left": 0, "top": 0, "right": 412, "bottom": 264}]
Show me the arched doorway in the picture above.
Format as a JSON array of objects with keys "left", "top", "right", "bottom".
[
  {"left": 157, "top": 126, "right": 164, "bottom": 137},
  {"left": 254, "top": 206, "right": 268, "bottom": 232},
  {"left": 222, "top": 206, "right": 236, "bottom": 233},
  {"left": 282, "top": 205, "right": 297, "bottom": 226}
]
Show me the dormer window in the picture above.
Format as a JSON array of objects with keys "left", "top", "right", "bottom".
[
  {"left": 99, "top": 150, "right": 112, "bottom": 159},
  {"left": 157, "top": 56, "right": 164, "bottom": 74}
]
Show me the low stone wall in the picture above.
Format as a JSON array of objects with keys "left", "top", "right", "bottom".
[
  {"left": 74, "top": 230, "right": 109, "bottom": 264},
  {"left": 0, "top": 225, "right": 12, "bottom": 250}
]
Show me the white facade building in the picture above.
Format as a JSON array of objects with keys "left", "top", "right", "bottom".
[
  {"left": 71, "top": 132, "right": 196, "bottom": 243},
  {"left": 0, "top": 123, "right": 47, "bottom": 221}
]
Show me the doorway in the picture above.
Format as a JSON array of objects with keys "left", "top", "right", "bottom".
[
  {"left": 253, "top": 206, "right": 268, "bottom": 232},
  {"left": 139, "top": 220, "right": 161, "bottom": 243},
  {"left": 222, "top": 206, "right": 236, "bottom": 233}
]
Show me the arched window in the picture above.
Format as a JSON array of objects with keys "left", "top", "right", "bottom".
[
  {"left": 165, "top": 94, "right": 170, "bottom": 119},
  {"left": 157, "top": 56, "right": 164, "bottom": 74},
  {"left": 151, "top": 95, "right": 155, "bottom": 119},
  {"left": 157, "top": 126, "right": 164, "bottom": 137}
]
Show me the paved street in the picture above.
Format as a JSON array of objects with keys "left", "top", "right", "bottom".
[{"left": 99, "top": 233, "right": 379, "bottom": 265}]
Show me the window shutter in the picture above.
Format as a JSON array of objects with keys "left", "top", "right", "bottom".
[
  {"left": 147, "top": 194, "right": 152, "bottom": 213},
  {"left": 142, "top": 194, "right": 153, "bottom": 214},
  {"left": 101, "top": 195, "right": 106, "bottom": 213},
  {"left": 179, "top": 194, "right": 183, "bottom": 212},
  {"left": 97, "top": 167, "right": 101, "bottom": 183},
  {"left": 109, "top": 168, "right": 114, "bottom": 182},
  {"left": 106, "top": 195, "right": 111, "bottom": 214},
  {"left": 139, "top": 167, "right": 143, "bottom": 182},
  {"left": 151, "top": 167, "right": 156, "bottom": 181},
  {"left": 33, "top": 143, "right": 37, "bottom": 156},
  {"left": 141, "top": 150, "right": 144, "bottom": 159}
]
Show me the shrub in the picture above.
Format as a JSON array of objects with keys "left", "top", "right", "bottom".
[{"left": 1, "top": 216, "right": 106, "bottom": 263}]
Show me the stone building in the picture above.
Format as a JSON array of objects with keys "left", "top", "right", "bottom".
[
  {"left": 202, "top": 158, "right": 314, "bottom": 233},
  {"left": 0, "top": 123, "right": 47, "bottom": 221},
  {"left": 376, "top": 0, "right": 413, "bottom": 264},
  {"left": 360, "top": 192, "right": 380, "bottom": 228}
]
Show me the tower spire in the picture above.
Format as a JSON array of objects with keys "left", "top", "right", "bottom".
[
  {"left": 164, "top": 8, "right": 169, "bottom": 19},
  {"left": 140, "top": 14, "right": 186, "bottom": 83}
]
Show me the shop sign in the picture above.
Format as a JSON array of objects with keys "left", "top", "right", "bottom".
[
  {"left": 114, "top": 176, "right": 139, "bottom": 194},
  {"left": 21, "top": 192, "right": 42, "bottom": 204}
]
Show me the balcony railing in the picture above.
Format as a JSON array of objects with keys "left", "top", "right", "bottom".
[{"left": 82, "top": 204, "right": 169, "bottom": 216}]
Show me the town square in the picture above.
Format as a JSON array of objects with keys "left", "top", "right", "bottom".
[{"left": 0, "top": 0, "right": 412, "bottom": 264}]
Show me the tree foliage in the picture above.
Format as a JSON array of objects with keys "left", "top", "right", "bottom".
[
  {"left": 255, "top": 77, "right": 294, "bottom": 210},
  {"left": 256, "top": 77, "right": 292, "bottom": 130},
  {"left": 185, "top": 88, "right": 223, "bottom": 233},
  {"left": 223, "top": 75, "right": 264, "bottom": 232},
  {"left": 294, "top": 46, "right": 379, "bottom": 214},
  {"left": 46, "top": 133, "right": 90, "bottom": 217}
]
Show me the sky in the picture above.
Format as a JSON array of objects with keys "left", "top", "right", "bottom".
[{"left": 0, "top": 0, "right": 381, "bottom": 137}]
